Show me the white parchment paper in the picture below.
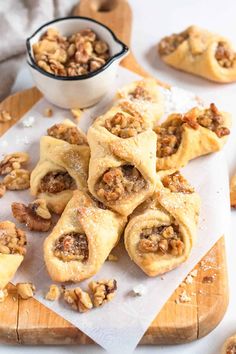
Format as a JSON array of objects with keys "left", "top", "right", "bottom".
[{"left": 0, "top": 67, "right": 231, "bottom": 353}]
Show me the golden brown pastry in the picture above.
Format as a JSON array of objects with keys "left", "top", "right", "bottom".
[
  {"left": 124, "top": 171, "right": 200, "bottom": 276},
  {"left": 158, "top": 25, "right": 236, "bottom": 83},
  {"left": 44, "top": 190, "right": 126, "bottom": 283},
  {"left": 155, "top": 103, "right": 230, "bottom": 170},
  {"left": 0, "top": 221, "right": 27, "bottom": 289},
  {"left": 30, "top": 119, "right": 90, "bottom": 214},
  {"left": 115, "top": 78, "right": 164, "bottom": 127},
  {"left": 87, "top": 103, "right": 157, "bottom": 216},
  {"left": 221, "top": 334, "right": 236, "bottom": 354},
  {"left": 230, "top": 174, "right": 236, "bottom": 208}
]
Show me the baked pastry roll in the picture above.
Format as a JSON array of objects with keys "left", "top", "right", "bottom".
[
  {"left": 155, "top": 103, "right": 230, "bottom": 170},
  {"left": 115, "top": 78, "right": 164, "bottom": 127},
  {"left": 221, "top": 334, "right": 236, "bottom": 354},
  {"left": 0, "top": 221, "right": 27, "bottom": 289},
  {"left": 30, "top": 120, "right": 90, "bottom": 214},
  {"left": 87, "top": 104, "right": 157, "bottom": 216},
  {"left": 44, "top": 190, "right": 126, "bottom": 282},
  {"left": 158, "top": 25, "right": 236, "bottom": 83},
  {"left": 124, "top": 171, "right": 200, "bottom": 276}
]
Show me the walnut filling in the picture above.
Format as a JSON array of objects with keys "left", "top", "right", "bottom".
[
  {"left": 138, "top": 224, "right": 184, "bottom": 256},
  {"left": 215, "top": 41, "right": 236, "bottom": 68},
  {"left": 162, "top": 172, "right": 194, "bottom": 194},
  {"left": 39, "top": 171, "right": 76, "bottom": 194},
  {"left": 104, "top": 112, "right": 147, "bottom": 138},
  {"left": 158, "top": 30, "right": 189, "bottom": 56},
  {"left": 54, "top": 232, "right": 88, "bottom": 262},
  {"left": 47, "top": 124, "right": 87, "bottom": 145},
  {"left": 0, "top": 221, "right": 26, "bottom": 255},
  {"left": 196, "top": 103, "right": 230, "bottom": 138},
  {"left": 155, "top": 115, "right": 183, "bottom": 158},
  {"left": 96, "top": 165, "right": 147, "bottom": 202},
  {"left": 130, "top": 85, "right": 152, "bottom": 101},
  {"left": 226, "top": 344, "right": 236, "bottom": 354}
]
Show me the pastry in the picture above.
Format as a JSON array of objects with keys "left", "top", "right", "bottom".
[
  {"left": 30, "top": 119, "right": 90, "bottom": 214},
  {"left": 44, "top": 190, "right": 126, "bottom": 282},
  {"left": 87, "top": 103, "right": 157, "bottom": 216},
  {"left": 230, "top": 173, "right": 236, "bottom": 208},
  {"left": 124, "top": 171, "right": 200, "bottom": 276},
  {"left": 158, "top": 25, "right": 236, "bottom": 83},
  {"left": 115, "top": 78, "right": 164, "bottom": 127},
  {"left": 155, "top": 103, "right": 230, "bottom": 170},
  {"left": 0, "top": 221, "right": 27, "bottom": 289},
  {"left": 221, "top": 334, "right": 236, "bottom": 354}
]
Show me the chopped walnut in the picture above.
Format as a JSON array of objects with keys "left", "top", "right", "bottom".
[
  {"left": 162, "top": 172, "right": 194, "bottom": 193},
  {"left": 89, "top": 279, "right": 117, "bottom": 307},
  {"left": 3, "top": 169, "right": 30, "bottom": 190},
  {"left": 43, "top": 107, "right": 53, "bottom": 117},
  {"left": 64, "top": 287, "right": 93, "bottom": 312},
  {"left": 104, "top": 111, "right": 147, "bottom": 138},
  {"left": 33, "top": 27, "right": 110, "bottom": 77},
  {"left": 96, "top": 165, "right": 146, "bottom": 202},
  {"left": 215, "top": 41, "right": 236, "bottom": 68},
  {"left": 45, "top": 285, "right": 61, "bottom": 301},
  {"left": 0, "top": 221, "right": 26, "bottom": 256},
  {"left": 12, "top": 199, "right": 52, "bottom": 232},
  {"left": 0, "top": 183, "right": 6, "bottom": 198},
  {"left": 16, "top": 283, "right": 35, "bottom": 300},
  {"left": 0, "top": 110, "right": 12, "bottom": 123},
  {"left": 71, "top": 108, "right": 83, "bottom": 122},
  {"left": 130, "top": 85, "right": 152, "bottom": 101},
  {"left": 47, "top": 123, "right": 87, "bottom": 145},
  {"left": 39, "top": 171, "right": 76, "bottom": 194},
  {"left": 0, "top": 289, "right": 8, "bottom": 302},
  {"left": 0, "top": 152, "right": 29, "bottom": 175},
  {"left": 54, "top": 232, "right": 88, "bottom": 262},
  {"left": 138, "top": 224, "right": 184, "bottom": 256},
  {"left": 158, "top": 30, "right": 189, "bottom": 56}
]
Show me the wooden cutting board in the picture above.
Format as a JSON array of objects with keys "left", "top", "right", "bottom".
[{"left": 0, "top": 0, "right": 229, "bottom": 346}]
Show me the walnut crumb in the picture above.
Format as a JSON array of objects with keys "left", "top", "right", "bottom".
[
  {"left": 64, "top": 287, "right": 93, "bottom": 312},
  {"left": 107, "top": 253, "right": 118, "bottom": 262},
  {"left": 89, "top": 279, "right": 117, "bottom": 307},
  {"left": 0, "top": 289, "right": 8, "bottom": 302},
  {"left": 16, "top": 283, "right": 35, "bottom": 300},
  {"left": 0, "top": 183, "right": 6, "bottom": 198},
  {"left": 45, "top": 285, "right": 61, "bottom": 301},
  {"left": 43, "top": 107, "right": 53, "bottom": 117},
  {"left": 0, "top": 110, "right": 12, "bottom": 123},
  {"left": 71, "top": 108, "right": 83, "bottom": 122},
  {"left": 12, "top": 199, "right": 52, "bottom": 232}
]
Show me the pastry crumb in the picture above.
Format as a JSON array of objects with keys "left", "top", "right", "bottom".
[
  {"left": 22, "top": 116, "right": 35, "bottom": 128},
  {"left": 64, "top": 287, "right": 93, "bottom": 312},
  {"left": 43, "top": 107, "right": 53, "bottom": 117},
  {"left": 190, "top": 269, "right": 198, "bottom": 277},
  {"left": 132, "top": 284, "right": 147, "bottom": 296},
  {"left": 185, "top": 274, "right": 193, "bottom": 284},
  {"left": 45, "top": 284, "right": 61, "bottom": 301},
  {"left": 179, "top": 290, "right": 191, "bottom": 303},
  {"left": 0, "top": 289, "right": 8, "bottom": 302},
  {"left": 71, "top": 108, "right": 83, "bottom": 122},
  {"left": 16, "top": 283, "right": 35, "bottom": 300},
  {"left": 107, "top": 253, "right": 118, "bottom": 262},
  {"left": 89, "top": 279, "right": 117, "bottom": 307},
  {"left": 0, "top": 110, "right": 12, "bottom": 123}
]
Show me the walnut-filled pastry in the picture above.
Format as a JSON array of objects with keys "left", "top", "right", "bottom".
[
  {"left": 87, "top": 103, "right": 157, "bottom": 216},
  {"left": 30, "top": 120, "right": 90, "bottom": 214},
  {"left": 155, "top": 103, "right": 230, "bottom": 170},
  {"left": 221, "top": 334, "right": 236, "bottom": 354},
  {"left": 0, "top": 221, "right": 27, "bottom": 289},
  {"left": 124, "top": 171, "right": 200, "bottom": 276},
  {"left": 44, "top": 190, "right": 126, "bottom": 282},
  {"left": 158, "top": 25, "right": 236, "bottom": 83},
  {"left": 115, "top": 78, "right": 164, "bottom": 127}
]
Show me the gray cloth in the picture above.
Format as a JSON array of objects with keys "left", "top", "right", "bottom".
[{"left": 0, "top": 0, "right": 78, "bottom": 100}]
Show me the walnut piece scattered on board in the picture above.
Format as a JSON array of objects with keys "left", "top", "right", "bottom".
[
  {"left": 64, "top": 287, "right": 93, "bottom": 312},
  {"left": 16, "top": 283, "right": 35, "bottom": 300},
  {"left": 45, "top": 285, "right": 61, "bottom": 301}
]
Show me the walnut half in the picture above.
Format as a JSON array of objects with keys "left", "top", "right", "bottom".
[
  {"left": 0, "top": 152, "right": 29, "bottom": 175},
  {"left": 89, "top": 279, "right": 117, "bottom": 307},
  {"left": 3, "top": 169, "right": 30, "bottom": 190},
  {"left": 64, "top": 287, "right": 93, "bottom": 313},
  {"left": 12, "top": 199, "right": 52, "bottom": 232}
]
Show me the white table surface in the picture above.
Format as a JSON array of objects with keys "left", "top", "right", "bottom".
[{"left": 1, "top": 0, "right": 236, "bottom": 353}]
